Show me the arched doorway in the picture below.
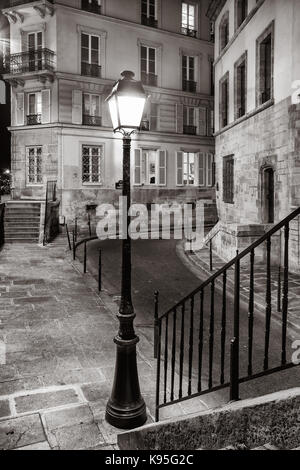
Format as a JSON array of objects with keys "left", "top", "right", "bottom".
[{"left": 262, "top": 167, "right": 274, "bottom": 223}]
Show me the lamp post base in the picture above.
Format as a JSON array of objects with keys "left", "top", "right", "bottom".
[{"left": 105, "top": 335, "right": 147, "bottom": 430}]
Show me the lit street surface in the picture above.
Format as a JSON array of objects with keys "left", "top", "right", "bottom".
[{"left": 79, "top": 238, "right": 300, "bottom": 408}]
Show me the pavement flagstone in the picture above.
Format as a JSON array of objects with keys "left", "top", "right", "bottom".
[{"left": 0, "top": 236, "right": 205, "bottom": 450}]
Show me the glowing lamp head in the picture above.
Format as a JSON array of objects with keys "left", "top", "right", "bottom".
[{"left": 106, "top": 70, "right": 147, "bottom": 132}]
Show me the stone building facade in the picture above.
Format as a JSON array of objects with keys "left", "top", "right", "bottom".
[
  {"left": 207, "top": 0, "right": 300, "bottom": 271},
  {"left": 2, "top": 0, "right": 215, "bottom": 227}
]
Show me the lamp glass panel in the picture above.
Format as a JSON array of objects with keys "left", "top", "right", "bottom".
[
  {"left": 117, "top": 96, "right": 146, "bottom": 128},
  {"left": 108, "top": 95, "right": 119, "bottom": 130}
]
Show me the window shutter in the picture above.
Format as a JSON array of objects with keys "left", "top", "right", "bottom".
[
  {"left": 176, "top": 151, "right": 183, "bottom": 185},
  {"left": 176, "top": 103, "right": 183, "bottom": 134},
  {"left": 134, "top": 148, "right": 142, "bottom": 185},
  {"left": 41, "top": 89, "right": 50, "bottom": 124},
  {"left": 72, "top": 90, "right": 83, "bottom": 124},
  {"left": 198, "top": 107, "right": 207, "bottom": 136},
  {"left": 158, "top": 150, "right": 166, "bottom": 186},
  {"left": 16, "top": 92, "right": 24, "bottom": 126},
  {"left": 198, "top": 152, "right": 205, "bottom": 186},
  {"left": 206, "top": 153, "right": 213, "bottom": 186}
]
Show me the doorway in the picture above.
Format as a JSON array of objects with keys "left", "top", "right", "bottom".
[{"left": 262, "top": 167, "right": 274, "bottom": 223}]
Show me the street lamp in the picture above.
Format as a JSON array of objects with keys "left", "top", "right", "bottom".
[{"left": 105, "top": 70, "right": 147, "bottom": 429}]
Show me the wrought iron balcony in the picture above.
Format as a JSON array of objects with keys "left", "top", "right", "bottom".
[
  {"left": 141, "top": 15, "right": 158, "bottom": 28},
  {"left": 81, "top": 62, "right": 101, "bottom": 78},
  {"left": 182, "top": 80, "right": 196, "bottom": 93},
  {"left": 140, "top": 119, "right": 150, "bottom": 131},
  {"left": 141, "top": 72, "right": 157, "bottom": 87},
  {"left": 181, "top": 27, "right": 197, "bottom": 38},
  {"left": 27, "top": 114, "right": 42, "bottom": 125},
  {"left": 7, "top": 49, "right": 55, "bottom": 75},
  {"left": 260, "top": 88, "right": 271, "bottom": 104},
  {"left": 183, "top": 125, "right": 197, "bottom": 135},
  {"left": 82, "top": 1, "right": 101, "bottom": 15},
  {"left": 83, "top": 115, "right": 102, "bottom": 126}
]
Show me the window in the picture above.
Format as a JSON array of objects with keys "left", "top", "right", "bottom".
[
  {"left": 199, "top": 153, "right": 214, "bottom": 187},
  {"left": 219, "top": 73, "right": 229, "bottom": 129},
  {"left": 82, "top": 0, "right": 101, "bottom": 15},
  {"left": 182, "top": 2, "right": 196, "bottom": 37},
  {"left": 257, "top": 23, "right": 273, "bottom": 105},
  {"left": 141, "top": 0, "right": 157, "bottom": 27},
  {"left": 81, "top": 33, "right": 101, "bottom": 78},
  {"left": 182, "top": 56, "right": 196, "bottom": 92},
  {"left": 183, "top": 152, "right": 195, "bottom": 185},
  {"left": 27, "top": 147, "right": 42, "bottom": 185},
  {"left": 27, "top": 92, "right": 42, "bottom": 125},
  {"left": 210, "top": 60, "right": 214, "bottom": 95},
  {"left": 141, "top": 46, "right": 157, "bottom": 86},
  {"left": 134, "top": 149, "right": 166, "bottom": 186},
  {"left": 82, "top": 145, "right": 103, "bottom": 184},
  {"left": 83, "top": 94, "right": 101, "bottom": 126},
  {"left": 235, "top": 53, "right": 247, "bottom": 119},
  {"left": 209, "top": 109, "right": 214, "bottom": 135},
  {"left": 141, "top": 102, "right": 158, "bottom": 131},
  {"left": 235, "top": 0, "right": 248, "bottom": 29},
  {"left": 223, "top": 155, "right": 234, "bottom": 203},
  {"left": 183, "top": 106, "right": 196, "bottom": 135},
  {"left": 219, "top": 12, "right": 229, "bottom": 52},
  {"left": 28, "top": 32, "right": 43, "bottom": 72}
]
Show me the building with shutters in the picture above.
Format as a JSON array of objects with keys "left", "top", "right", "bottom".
[
  {"left": 206, "top": 0, "right": 300, "bottom": 270},
  {"left": 2, "top": 0, "right": 215, "bottom": 225}
]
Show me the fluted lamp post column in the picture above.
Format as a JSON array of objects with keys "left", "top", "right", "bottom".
[{"left": 105, "top": 70, "right": 147, "bottom": 429}]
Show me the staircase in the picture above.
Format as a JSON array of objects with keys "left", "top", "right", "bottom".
[{"left": 4, "top": 201, "right": 41, "bottom": 243}]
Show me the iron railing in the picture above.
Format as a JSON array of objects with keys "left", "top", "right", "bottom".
[
  {"left": 155, "top": 206, "right": 300, "bottom": 421},
  {"left": 83, "top": 115, "right": 102, "bottom": 126},
  {"left": 81, "top": 0, "right": 101, "bottom": 15},
  {"left": 81, "top": 62, "right": 101, "bottom": 78},
  {"left": 183, "top": 125, "right": 197, "bottom": 135},
  {"left": 141, "top": 15, "right": 158, "bottom": 28},
  {"left": 182, "top": 80, "right": 196, "bottom": 93},
  {"left": 141, "top": 72, "right": 157, "bottom": 87},
  {"left": 43, "top": 181, "right": 59, "bottom": 245},
  {"left": 27, "top": 114, "right": 42, "bottom": 125},
  {"left": 8, "top": 49, "right": 55, "bottom": 75},
  {"left": 181, "top": 27, "right": 197, "bottom": 38}
]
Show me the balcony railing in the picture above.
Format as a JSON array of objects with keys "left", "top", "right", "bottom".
[
  {"left": 141, "top": 72, "right": 157, "bottom": 87},
  {"left": 181, "top": 27, "right": 197, "bottom": 38},
  {"left": 183, "top": 125, "right": 197, "bottom": 135},
  {"left": 260, "top": 88, "right": 271, "bottom": 104},
  {"left": 81, "top": 62, "right": 101, "bottom": 78},
  {"left": 140, "top": 119, "right": 150, "bottom": 131},
  {"left": 82, "top": 1, "right": 101, "bottom": 15},
  {"left": 141, "top": 15, "right": 158, "bottom": 28},
  {"left": 83, "top": 115, "right": 102, "bottom": 126},
  {"left": 182, "top": 80, "right": 196, "bottom": 93},
  {"left": 27, "top": 114, "right": 42, "bottom": 126},
  {"left": 8, "top": 49, "right": 55, "bottom": 75}
]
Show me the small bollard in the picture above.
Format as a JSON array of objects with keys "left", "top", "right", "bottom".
[
  {"left": 84, "top": 241, "right": 87, "bottom": 274},
  {"left": 98, "top": 249, "right": 102, "bottom": 292},
  {"left": 66, "top": 224, "right": 71, "bottom": 251},
  {"left": 72, "top": 230, "right": 76, "bottom": 260},
  {"left": 154, "top": 290, "right": 159, "bottom": 359}
]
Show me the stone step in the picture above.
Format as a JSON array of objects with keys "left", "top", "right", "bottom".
[
  {"left": 5, "top": 229, "right": 40, "bottom": 235},
  {"left": 5, "top": 238, "right": 39, "bottom": 244},
  {"left": 5, "top": 202, "right": 41, "bottom": 208},
  {"left": 5, "top": 209, "right": 41, "bottom": 215}
]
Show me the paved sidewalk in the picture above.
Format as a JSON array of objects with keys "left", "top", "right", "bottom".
[
  {"left": 0, "top": 237, "right": 209, "bottom": 450},
  {"left": 182, "top": 244, "right": 300, "bottom": 337}
]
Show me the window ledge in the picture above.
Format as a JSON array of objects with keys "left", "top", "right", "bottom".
[{"left": 215, "top": 98, "right": 274, "bottom": 137}]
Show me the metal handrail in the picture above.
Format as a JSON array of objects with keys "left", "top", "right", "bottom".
[{"left": 160, "top": 206, "right": 300, "bottom": 320}]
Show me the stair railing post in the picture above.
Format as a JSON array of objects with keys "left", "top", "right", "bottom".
[
  {"left": 230, "top": 253, "right": 240, "bottom": 401},
  {"left": 72, "top": 230, "right": 76, "bottom": 261},
  {"left": 75, "top": 217, "right": 78, "bottom": 242},
  {"left": 209, "top": 239, "right": 213, "bottom": 271},
  {"left": 66, "top": 224, "right": 71, "bottom": 251},
  {"left": 154, "top": 290, "right": 159, "bottom": 359},
  {"left": 88, "top": 214, "right": 92, "bottom": 237}
]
